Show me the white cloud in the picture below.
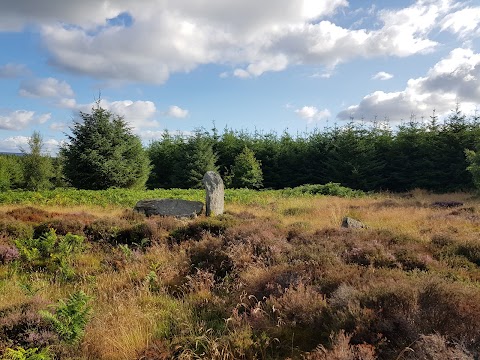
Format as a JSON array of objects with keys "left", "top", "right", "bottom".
[
  {"left": 0, "top": 110, "right": 51, "bottom": 131},
  {"left": 0, "top": 136, "right": 29, "bottom": 153},
  {"left": 441, "top": 6, "right": 480, "bottom": 38},
  {"left": 337, "top": 48, "right": 480, "bottom": 122},
  {"left": 165, "top": 105, "right": 189, "bottom": 118},
  {"left": 0, "top": 136, "right": 61, "bottom": 155},
  {"left": 76, "top": 99, "right": 159, "bottom": 130},
  {"left": 372, "top": 71, "right": 393, "bottom": 80},
  {"left": 49, "top": 122, "right": 67, "bottom": 131},
  {"left": 0, "top": 63, "right": 29, "bottom": 78},
  {"left": 19, "top": 77, "right": 74, "bottom": 98},
  {"left": 233, "top": 69, "right": 251, "bottom": 79},
  {"left": 295, "top": 106, "right": 331, "bottom": 122},
  {"left": 0, "top": 0, "right": 459, "bottom": 84}
]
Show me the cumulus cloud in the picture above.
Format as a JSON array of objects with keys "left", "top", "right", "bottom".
[
  {"left": 0, "top": 136, "right": 29, "bottom": 153},
  {"left": 0, "top": 0, "right": 463, "bottom": 84},
  {"left": 0, "top": 110, "right": 51, "bottom": 131},
  {"left": 372, "top": 71, "right": 393, "bottom": 80},
  {"left": 75, "top": 99, "right": 159, "bottom": 130},
  {"left": 0, "top": 136, "right": 63, "bottom": 155},
  {"left": 19, "top": 77, "right": 74, "bottom": 98},
  {"left": 441, "top": 6, "right": 480, "bottom": 38},
  {"left": 49, "top": 122, "right": 67, "bottom": 131},
  {"left": 295, "top": 106, "right": 331, "bottom": 122},
  {"left": 337, "top": 48, "right": 480, "bottom": 122},
  {"left": 0, "top": 63, "right": 29, "bottom": 78},
  {"left": 165, "top": 105, "right": 189, "bottom": 118}
]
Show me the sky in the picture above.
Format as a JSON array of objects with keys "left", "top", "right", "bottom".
[{"left": 0, "top": 0, "right": 480, "bottom": 154}]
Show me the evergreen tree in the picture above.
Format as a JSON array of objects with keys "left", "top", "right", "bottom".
[
  {"left": 61, "top": 104, "right": 150, "bottom": 190},
  {"left": 172, "top": 131, "right": 218, "bottom": 188},
  {"left": 21, "top": 131, "right": 53, "bottom": 191},
  {"left": 147, "top": 131, "right": 184, "bottom": 188},
  {"left": 229, "top": 146, "right": 263, "bottom": 189},
  {"left": 0, "top": 154, "right": 23, "bottom": 191}
]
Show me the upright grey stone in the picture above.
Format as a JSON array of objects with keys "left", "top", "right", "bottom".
[
  {"left": 203, "top": 171, "right": 224, "bottom": 216},
  {"left": 134, "top": 199, "right": 203, "bottom": 218},
  {"left": 341, "top": 217, "right": 366, "bottom": 229}
]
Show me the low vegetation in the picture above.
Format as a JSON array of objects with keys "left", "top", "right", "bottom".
[{"left": 0, "top": 189, "right": 479, "bottom": 359}]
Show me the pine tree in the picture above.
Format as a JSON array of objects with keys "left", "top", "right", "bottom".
[
  {"left": 21, "top": 131, "right": 53, "bottom": 191},
  {"left": 172, "top": 131, "right": 218, "bottom": 188},
  {"left": 61, "top": 103, "right": 151, "bottom": 190},
  {"left": 230, "top": 146, "right": 263, "bottom": 189}
]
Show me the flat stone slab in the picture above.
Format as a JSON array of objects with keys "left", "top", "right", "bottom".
[
  {"left": 341, "top": 217, "right": 367, "bottom": 229},
  {"left": 134, "top": 199, "right": 203, "bottom": 218}
]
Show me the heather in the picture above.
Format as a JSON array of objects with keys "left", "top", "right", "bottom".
[{"left": 0, "top": 189, "right": 479, "bottom": 359}]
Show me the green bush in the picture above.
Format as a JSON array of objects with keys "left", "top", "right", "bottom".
[
  {"left": 282, "top": 183, "right": 365, "bottom": 198},
  {"left": 40, "top": 291, "right": 92, "bottom": 345},
  {"left": 1, "top": 347, "right": 52, "bottom": 360},
  {"left": 15, "top": 229, "right": 85, "bottom": 279}
]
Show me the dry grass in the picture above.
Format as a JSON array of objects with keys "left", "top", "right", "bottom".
[{"left": 1, "top": 191, "right": 480, "bottom": 359}]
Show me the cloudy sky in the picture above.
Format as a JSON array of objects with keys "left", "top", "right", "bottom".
[{"left": 0, "top": 0, "right": 479, "bottom": 153}]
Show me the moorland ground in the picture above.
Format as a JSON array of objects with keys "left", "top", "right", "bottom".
[{"left": 1, "top": 189, "right": 480, "bottom": 359}]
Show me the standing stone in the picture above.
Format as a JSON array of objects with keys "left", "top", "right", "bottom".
[{"left": 203, "top": 171, "right": 224, "bottom": 216}]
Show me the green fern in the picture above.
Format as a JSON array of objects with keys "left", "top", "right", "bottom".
[
  {"left": 39, "top": 291, "right": 92, "bottom": 345},
  {"left": 1, "top": 347, "right": 52, "bottom": 360}
]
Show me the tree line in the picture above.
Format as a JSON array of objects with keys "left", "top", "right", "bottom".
[{"left": 1, "top": 104, "right": 480, "bottom": 193}]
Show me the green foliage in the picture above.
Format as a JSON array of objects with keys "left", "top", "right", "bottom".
[
  {"left": 61, "top": 102, "right": 151, "bottom": 190},
  {"left": 20, "top": 132, "right": 53, "bottom": 191},
  {"left": 1, "top": 347, "right": 52, "bottom": 360},
  {"left": 40, "top": 291, "right": 92, "bottom": 345},
  {"left": 466, "top": 149, "right": 480, "bottom": 190},
  {"left": 282, "top": 183, "right": 365, "bottom": 197},
  {"left": 144, "top": 109, "right": 480, "bottom": 192},
  {"left": 0, "top": 155, "right": 23, "bottom": 191},
  {"left": 15, "top": 229, "right": 84, "bottom": 279},
  {"left": 229, "top": 147, "right": 263, "bottom": 189}
]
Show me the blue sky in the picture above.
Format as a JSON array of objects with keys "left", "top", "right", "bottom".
[{"left": 0, "top": 0, "right": 479, "bottom": 153}]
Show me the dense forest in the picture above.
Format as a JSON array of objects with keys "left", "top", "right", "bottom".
[
  {"left": 1, "top": 107, "right": 480, "bottom": 193},
  {"left": 141, "top": 107, "right": 480, "bottom": 192}
]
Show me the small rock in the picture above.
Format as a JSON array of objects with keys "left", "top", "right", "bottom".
[
  {"left": 203, "top": 171, "right": 224, "bottom": 216},
  {"left": 431, "top": 201, "right": 464, "bottom": 208},
  {"left": 341, "top": 217, "right": 366, "bottom": 229},
  {"left": 134, "top": 199, "right": 203, "bottom": 218}
]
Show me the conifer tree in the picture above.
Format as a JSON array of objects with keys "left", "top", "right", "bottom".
[
  {"left": 61, "top": 103, "right": 150, "bottom": 190},
  {"left": 230, "top": 146, "right": 263, "bottom": 189},
  {"left": 21, "top": 131, "right": 53, "bottom": 191}
]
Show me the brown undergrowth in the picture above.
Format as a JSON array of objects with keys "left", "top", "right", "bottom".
[{"left": 0, "top": 191, "right": 479, "bottom": 359}]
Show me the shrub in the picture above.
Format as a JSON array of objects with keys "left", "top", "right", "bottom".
[
  {"left": 117, "top": 222, "right": 157, "bottom": 246},
  {"left": 283, "top": 183, "right": 365, "bottom": 198},
  {"left": 0, "top": 220, "right": 34, "bottom": 241},
  {"left": 15, "top": 229, "right": 85, "bottom": 279},
  {"left": 84, "top": 218, "right": 128, "bottom": 243},
  {"left": 187, "top": 235, "right": 233, "bottom": 280},
  {"left": 6, "top": 208, "right": 51, "bottom": 224},
  {"left": 302, "top": 331, "right": 376, "bottom": 360},
  {"left": 169, "top": 215, "right": 236, "bottom": 243},
  {"left": 0, "top": 245, "right": 20, "bottom": 264},
  {"left": 399, "top": 334, "right": 473, "bottom": 360},
  {"left": 456, "top": 241, "right": 480, "bottom": 266},
  {"left": 0, "top": 298, "right": 57, "bottom": 350},
  {"left": 33, "top": 219, "right": 84, "bottom": 238},
  {"left": 1, "top": 346, "right": 53, "bottom": 360},
  {"left": 40, "top": 291, "right": 92, "bottom": 345}
]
